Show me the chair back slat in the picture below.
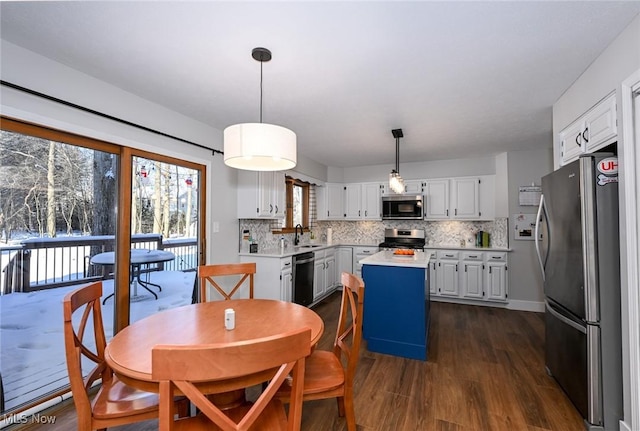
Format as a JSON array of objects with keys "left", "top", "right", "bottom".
[
  {"left": 198, "top": 263, "right": 256, "bottom": 302},
  {"left": 153, "top": 328, "right": 311, "bottom": 431}
]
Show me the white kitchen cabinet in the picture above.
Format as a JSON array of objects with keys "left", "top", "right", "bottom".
[
  {"left": 424, "top": 180, "right": 449, "bottom": 218},
  {"left": 237, "top": 171, "right": 286, "bottom": 219},
  {"left": 451, "top": 177, "right": 480, "bottom": 219},
  {"left": 313, "top": 249, "right": 337, "bottom": 301},
  {"left": 560, "top": 92, "right": 617, "bottom": 165},
  {"left": 362, "top": 183, "right": 384, "bottom": 220},
  {"left": 313, "top": 251, "right": 326, "bottom": 300},
  {"left": 344, "top": 182, "right": 384, "bottom": 220},
  {"left": 429, "top": 249, "right": 509, "bottom": 304},
  {"left": 317, "top": 183, "right": 345, "bottom": 220},
  {"left": 403, "top": 180, "right": 425, "bottom": 194},
  {"left": 426, "top": 250, "right": 437, "bottom": 294},
  {"left": 424, "top": 177, "right": 483, "bottom": 220},
  {"left": 344, "top": 184, "right": 361, "bottom": 219},
  {"left": 485, "top": 252, "right": 508, "bottom": 301},
  {"left": 280, "top": 257, "right": 293, "bottom": 302},
  {"left": 461, "top": 252, "right": 483, "bottom": 299},
  {"left": 353, "top": 246, "right": 378, "bottom": 278},
  {"left": 436, "top": 251, "right": 459, "bottom": 297},
  {"left": 337, "top": 246, "right": 353, "bottom": 278},
  {"left": 240, "top": 255, "right": 289, "bottom": 301}
]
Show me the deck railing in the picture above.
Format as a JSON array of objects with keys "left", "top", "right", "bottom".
[{"left": 0, "top": 234, "right": 198, "bottom": 295}]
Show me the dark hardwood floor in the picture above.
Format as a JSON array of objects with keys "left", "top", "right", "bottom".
[{"left": 10, "top": 292, "right": 583, "bottom": 430}]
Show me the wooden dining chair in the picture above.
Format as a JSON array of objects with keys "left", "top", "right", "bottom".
[
  {"left": 152, "top": 327, "right": 311, "bottom": 431},
  {"left": 276, "top": 272, "right": 365, "bottom": 431},
  {"left": 198, "top": 262, "right": 256, "bottom": 302},
  {"left": 63, "top": 281, "right": 186, "bottom": 430}
]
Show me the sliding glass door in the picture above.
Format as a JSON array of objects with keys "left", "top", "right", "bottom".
[{"left": 0, "top": 117, "right": 205, "bottom": 415}]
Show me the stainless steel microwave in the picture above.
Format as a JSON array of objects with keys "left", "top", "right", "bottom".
[{"left": 381, "top": 194, "right": 424, "bottom": 220}]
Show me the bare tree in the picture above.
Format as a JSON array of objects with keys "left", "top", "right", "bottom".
[{"left": 46, "top": 140, "right": 56, "bottom": 237}]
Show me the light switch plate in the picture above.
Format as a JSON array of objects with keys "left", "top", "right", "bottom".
[{"left": 213, "top": 221, "right": 219, "bottom": 233}]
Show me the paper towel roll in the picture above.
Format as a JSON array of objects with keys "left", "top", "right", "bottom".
[{"left": 326, "top": 228, "right": 332, "bottom": 245}]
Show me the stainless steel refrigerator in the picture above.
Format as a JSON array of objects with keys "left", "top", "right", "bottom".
[{"left": 535, "top": 154, "right": 622, "bottom": 430}]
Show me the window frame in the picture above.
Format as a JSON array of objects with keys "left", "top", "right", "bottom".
[{"left": 279, "top": 176, "right": 310, "bottom": 233}]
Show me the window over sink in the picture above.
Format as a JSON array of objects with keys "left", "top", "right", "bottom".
[{"left": 278, "top": 176, "right": 315, "bottom": 233}]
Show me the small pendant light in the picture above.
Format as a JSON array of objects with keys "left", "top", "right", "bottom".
[
  {"left": 224, "top": 47, "right": 297, "bottom": 171},
  {"left": 389, "top": 128, "right": 405, "bottom": 194}
]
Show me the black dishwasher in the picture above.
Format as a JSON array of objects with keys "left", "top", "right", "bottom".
[{"left": 292, "top": 252, "right": 315, "bottom": 306}]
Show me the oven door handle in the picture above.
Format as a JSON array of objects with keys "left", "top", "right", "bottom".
[{"left": 294, "top": 257, "right": 315, "bottom": 265}]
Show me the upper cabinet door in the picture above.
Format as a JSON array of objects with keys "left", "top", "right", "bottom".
[
  {"left": 452, "top": 178, "right": 480, "bottom": 219},
  {"left": 584, "top": 93, "right": 617, "bottom": 152},
  {"left": 560, "top": 120, "right": 586, "bottom": 165},
  {"left": 362, "top": 183, "right": 383, "bottom": 220},
  {"left": 424, "top": 180, "right": 450, "bottom": 219},
  {"left": 344, "top": 184, "right": 362, "bottom": 219},
  {"left": 403, "top": 180, "right": 424, "bottom": 194}
]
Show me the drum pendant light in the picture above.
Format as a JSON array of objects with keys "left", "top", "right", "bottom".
[
  {"left": 389, "top": 128, "right": 405, "bottom": 194},
  {"left": 224, "top": 47, "right": 297, "bottom": 171}
]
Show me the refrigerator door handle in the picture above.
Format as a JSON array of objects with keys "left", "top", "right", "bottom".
[
  {"left": 580, "top": 157, "right": 600, "bottom": 323},
  {"left": 546, "top": 301, "right": 586, "bottom": 334},
  {"left": 535, "top": 194, "right": 548, "bottom": 281}
]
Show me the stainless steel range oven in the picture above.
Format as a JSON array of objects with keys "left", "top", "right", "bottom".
[{"left": 378, "top": 228, "right": 426, "bottom": 251}]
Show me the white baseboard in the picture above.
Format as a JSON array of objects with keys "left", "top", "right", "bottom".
[
  {"left": 619, "top": 419, "right": 631, "bottom": 431},
  {"left": 506, "top": 299, "right": 545, "bottom": 313},
  {"left": 430, "top": 296, "right": 545, "bottom": 313}
]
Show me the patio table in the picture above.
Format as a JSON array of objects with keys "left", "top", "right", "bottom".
[{"left": 90, "top": 249, "right": 175, "bottom": 302}]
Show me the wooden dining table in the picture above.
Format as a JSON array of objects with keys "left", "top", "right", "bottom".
[{"left": 104, "top": 298, "right": 324, "bottom": 397}]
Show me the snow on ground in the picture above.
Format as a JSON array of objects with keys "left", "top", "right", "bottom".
[{"left": 0, "top": 271, "right": 196, "bottom": 411}]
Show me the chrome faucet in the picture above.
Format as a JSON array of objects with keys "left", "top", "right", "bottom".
[{"left": 294, "top": 224, "right": 304, "bottom": 245}]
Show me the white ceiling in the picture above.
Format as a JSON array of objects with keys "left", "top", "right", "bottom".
[{"left": 2, "top": 1, "right": 640, "bottom": 169}]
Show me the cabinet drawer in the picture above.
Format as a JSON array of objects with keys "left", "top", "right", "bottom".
[
  {"left": 437, "top": 250, "right": 459, "bottom": 260},
  {"left": 485, "top": 252, "right": 507, "bottom": 262},
  {"left": 353, "top": 246, "right": 377, "bottom": 256},
  {"left": 280, "top": 257, "right": 292, "bottom": 270},
  {"left": 462, "top": 252, "right": 483, "bottom": 261}
]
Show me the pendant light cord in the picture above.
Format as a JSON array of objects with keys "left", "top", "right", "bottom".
[
  {"left": 259, "top": 59, "right": 263, "bottom": 124},
  {"left": 395, "top": 136, "right": 400, "bottom": 173}
]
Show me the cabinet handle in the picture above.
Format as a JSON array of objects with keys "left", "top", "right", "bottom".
[
  {"left": 491, "top": 256, "right": 501, "bottom": 260},
  {"left": 489, "top": 267, "right": 492, "bottom": 274},
  {"left": 327, "top": 210, "right": 330, "bottom": 217},
  {"left": 275, "top": 205, "right": 278, "bottom": 213},
  {"left": 359, "top": 210, "right": 361, "bottom": 217},
  {"left": 445, "top": 254, "right": 454, "bottom": 257},
  {"left": 465, "top": 265, "right": 467, "bottom": 272},
  {"left": 576, "top": 133, "right": 582, "bottom": 147},
  {"left": 365, "top": 210, "right": 368, "bottom": 217},
  {"left": 283, "top": 262, "right": 291, "bottom": 266},
  {"left": 455, "top": 264, "right": 458, "bottom": 272},
  {"left": 455, "top": 208, "right": 457, "bottom": 216},
  {"left": 469, "top": 255, "right": 478, "bottom": 258},
  {"left": 446, "top": 209, "right": 449, "bottom": 216},
  {"left": 582, "top": 127, "right": 589, "bottom": 143},
  {"left": 270, "top": 204, "right": 273, "bottom": 213}
]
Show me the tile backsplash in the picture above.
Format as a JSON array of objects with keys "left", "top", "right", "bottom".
[{"left": 239, "top": 218, "right": 508, "bottom": 251}]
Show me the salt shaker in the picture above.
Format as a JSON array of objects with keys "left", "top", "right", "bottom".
[{"left": 224, "top": 308, "right": 235, "bottom": 330}]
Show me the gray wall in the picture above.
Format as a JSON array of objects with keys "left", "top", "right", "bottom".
[
  {"left": 506, "top": 148, "right": 554, "bottom": 305},
  {"left": 0, "top": 40, "right": 240, "bottom": 265}
]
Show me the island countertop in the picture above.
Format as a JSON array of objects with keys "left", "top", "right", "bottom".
[{"left": 360, "top": 250, "right": 432, "bottom": 269}]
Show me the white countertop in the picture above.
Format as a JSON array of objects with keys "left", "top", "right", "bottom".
[
  {"left": 238, "top": 243, "right": 510, "bottom": 259},
  {"left": 360, "top": 250, "right": 431, "bottom": 269}
]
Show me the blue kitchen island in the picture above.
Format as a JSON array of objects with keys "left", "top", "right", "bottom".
[{"left": 360, "top": 250, "right": 431, "bottom": 361}]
